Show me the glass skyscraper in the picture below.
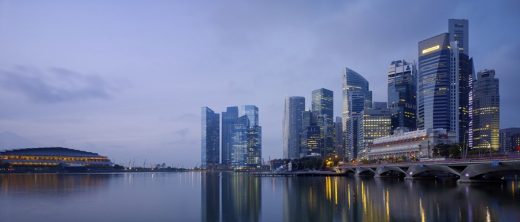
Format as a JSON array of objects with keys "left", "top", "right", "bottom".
[
  {"left": 231, "top": 115, "right": 249, "bottom": 168},
  {"left": 221, "top": 106, "right": 238, "bottom": 166},
  {"left": 283, "top": 96, "right": 305, "bottom": 159},
  {"left": 311, "top": 88, "right": 334, "bottom": 157},
  {"left": 387, "top": 60, "right": 417, "bottom": 132},
  {"left": 473, "top": 69, "right": 500, "bottom": 150},
  {"left": 417, "top": 33, "right": 453, "bottom": 132},
  {"left": 418, "top": 19, "right": 474, "bottom": 148},
  {"left": 342, "top": 68, "right": 372, "bottom": 160},
  {"left": 201, "top": 107, "right": 220, "bottom": 168}
]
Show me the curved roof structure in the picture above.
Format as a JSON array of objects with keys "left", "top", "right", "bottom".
[{"left": 0, "top": 147, "right": 103, "bottom": 157}]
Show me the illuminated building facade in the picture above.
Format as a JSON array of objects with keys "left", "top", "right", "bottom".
[
  {"left": 418, "top": 19, "right": 474, "bottom": 149},
  {"left": 221, "top": 106, "right": 238, "bottom": 166},
  {"left": 0, "top": 147, "right": 112, "bottom": 167},
  {"left": 342, "top": 68, "right": 372, "bottom": 160},
  {"left": 312, "top": 88, "right": 335, "bottom": 157},
  {"left": 201, "top": 107, "right": 220, "bottom": 168},
  {"left": 387, "top": 60, "right": 417, "bottom": 132},
  {"left": 367, "top": 129, "right": 456, "bottom": 160},
  {"left": 358, "top": 103, "right": 392, "bottom": 158},
  {"left": 500, "top": 128, "right": 520, "bottom": 153},
  {"left": 231, "top": 105, "right": 262, "bottom": 168},
  {"left": 283, "top": 96, "right": 305, "bottom": 159},
  {"left": 472, "top": 69, "right": 500, "bottom": 150},
  {"left": 300, "top": 110, "right": 321, "bottom": 157}
]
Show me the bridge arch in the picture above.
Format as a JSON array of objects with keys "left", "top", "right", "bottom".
[
  {"left": 355, "top": 167, "right": 375, "bottom": 176},
  {"left": 459, "top": 162, "right": 520, "bottom": 183},
  {"left": 376, "top": 166, "right": 407, "bottom": 177},
  {"left": 406, "top": 164, "right": 461, "bottom": 179}
]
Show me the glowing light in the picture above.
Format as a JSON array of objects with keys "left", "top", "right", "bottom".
[{"left": 421, "top": 45, "right": 440, "bottom": 54}]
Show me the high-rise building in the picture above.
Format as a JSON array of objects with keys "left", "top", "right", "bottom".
[
  {"left": 342, "top": 68, "right": 372, "bottom": 160},
  {"left": 312, "top": 88, "right": 334, "bottom": 125},
  {"left": 449, "top": 19, "right": 469, "bottom": 55},
  {"left": 201, "top": 107, "right": 220, "bottom": 168},
  {"left": 417, "top": 19, "right": 474, "bottom": 149},
  {"left": 231, "top": 115, "right": 249, "bottom": 168},
  {"left": 357, "top": 102, "right": 392, "bottom": 158},
  {"left": 387, "top": 60, "right": 417, "bottom": 132},
  {"left": 227, "top": 105, "right": 263, "bottom": 168},
  {"left": 300, "top": 110, "right": 321, "bottom": 157},
  {"left": 222, "top": 106, "right": 238, "bottom": 166},
  {"left": 500, "top": 128, "right": 520, "bottom": 153},
  {"left": 244, "top": 105, "right": 259, "bottom": 127},
  {"left": 334, "top": 117, "right": 344, "bottom": 158},
  {"left": 311, "top": 88, "right": 335, "bottom": 157},
  {"left": 473, "top": 69, "right": 500, "bottom": 150},
  {"left": 417, "top": 33, "right": 453, "bottom": 133},
  {"left": 283, "top": 96, "right": 305, "bottom": 159}
]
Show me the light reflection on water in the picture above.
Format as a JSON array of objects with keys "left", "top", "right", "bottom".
[{"left": 0, "top": 172, "right": 518, "bottom": 222}]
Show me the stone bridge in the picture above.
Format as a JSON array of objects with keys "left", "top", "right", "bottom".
[{"left": 335, "top": 159, "right": 520, "bottom": 183}]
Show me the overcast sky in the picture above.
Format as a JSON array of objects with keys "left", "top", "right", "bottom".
[{"left": 0, "top": 0, "right": 519, "bottom": 167}]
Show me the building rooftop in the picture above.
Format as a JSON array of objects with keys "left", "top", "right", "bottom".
[{"left": 0, "top": 147, "right": 104, "bottom": 157}]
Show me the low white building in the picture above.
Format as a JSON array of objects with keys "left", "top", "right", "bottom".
[{"left": 366, "top": 128, "right": 456, "bottom": 160}]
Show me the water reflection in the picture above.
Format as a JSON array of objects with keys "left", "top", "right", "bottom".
[
  {"left": 0, "top": 173, "right": 517, "bottom": 222},
  {"left": 201, "top": 172, "right": 261, "bottom": 222},
  {"left": 198, "top": 173, "right": 520, "bottom": 222},
  {"left": 0, "top": 173, "right": 114, "bottom": 195}
]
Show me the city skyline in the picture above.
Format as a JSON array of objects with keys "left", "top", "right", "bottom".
[{"left": 1, "top": 1, "right": 520, "bottom": 167}]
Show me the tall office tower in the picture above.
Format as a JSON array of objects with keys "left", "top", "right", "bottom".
[
  {"left": 283, "top": 97, "right": 306, "bottom": 159},
  {"left": 244, "top": 105, "right": 259, "bottom": 127},
  {"left": 449, "top": 19, "right": 469, "bottom": 55},
  {"left": 311, "top": 88, "right": 335, "bottom": 157},
  {"left": 387, "top": 60, "right": 417, "bottom": 132},
  {"left": 231, "top": 115, "right": 249, "bottom": 168},
  {"left": 417, "top": 19, "right": 474, "bottom": 148},
  {"left": 312, "top": 88, "right": 334, "bottom": 124},
  {"left": 342, "top": 68, "right": 372, "bottom": 160},
  {"left": 472, "top": 69, "right": 500, "bottom": 150},
  {"left": 500, "top": 128, "right": 520, "bottom": 153},
  {"left": 222, "top": 106, "right": 238, "bottom": 166},
  {"left": 201, "top": 107, "right": 220, "bottom": 168},
  {"left": 300, "top": 110, "right": 321, "bottom": 157},
  {"left": 242, "top": 105, "right": 262, "bottom": 168},
  {"left": 334, "top": 116, "right": 344, "bottom": 157},
  {"left": 357, "top": 102, "right": 392, "bottom": 158},
  {"left": 449, "top": 19, "right": 474, "bottom": 148}
]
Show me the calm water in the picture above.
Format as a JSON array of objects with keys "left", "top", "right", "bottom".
[{"left": 0, "top": 172, "right": 519, "bottom": 222}]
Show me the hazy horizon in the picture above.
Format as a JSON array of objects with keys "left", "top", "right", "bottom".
[{"left": 1, "top": 0, "right": 519, "bottom": 167}]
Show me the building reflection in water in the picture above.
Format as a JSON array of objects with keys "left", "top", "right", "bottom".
[
  {"left": 281, "top": 176, "right": 520, "bottom": 222},
  {"left": 201, "top": 172, "right": 261, "bottom": 222},
  {"left": 0, "top": 173, "right": 114, "bottom": 195}
]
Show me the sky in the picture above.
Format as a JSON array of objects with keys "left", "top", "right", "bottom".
[{"left": 0, "top": 0, "right": 519, "bottom": 167}]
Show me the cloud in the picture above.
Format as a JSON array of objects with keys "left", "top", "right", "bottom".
[{"left": 0, "top": 66, "right": 114, "bottom": 103}]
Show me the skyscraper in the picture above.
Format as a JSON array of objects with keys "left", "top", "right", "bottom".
[
  {"left": 334, "top": 117, "right": 344, "bottom": 157},
  {"left": 473, "top": 69, "right": 500, "bottom": 150},
  {"left": 387, "top": 60, "right": 417, "bottom": 132},
  {"left": 417, "top": 33, "right": 453, "bottom": 133},
  {"left": 312, "top": 88, "right": 334, "bottom": 125},
  {"left": 300, "top": 110, "right": 321, "bottom": 157},
  {"left": 231, "top": 115, "right": 249, "bottom": 168},
  {"left": 244, "top": 105, "right": 259, "bottom": 127},
  {"left": 312, "top": 88, "right": 335, "bottom": 157},
  {"left": 342, "top": 68, "right": 372, "bottom": 160},
  {"left": 201, "top": 107, "right": 220, "bottom": 168},
  {"left": 417, "top": 19, "right": 474, "bottom": 148},
  {"left": 222, "top": 106, "right": 238, "bottom": 166},
  {"left": 357, "top": 102, "right": 392, "bottom": 158},
  {"left": 283, "top": 96, "right": 305, "bottom": 159},
  {"left": 449, "top": 19, "right": 469, "bottom": 55},
  {"left": 243, "top": 105, "right": 261, "bottom": 167}
]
